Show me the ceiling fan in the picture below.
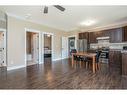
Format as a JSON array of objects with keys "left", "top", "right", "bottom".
[{"left": 43, "top": 5, "right": 65, "bottom": 14}]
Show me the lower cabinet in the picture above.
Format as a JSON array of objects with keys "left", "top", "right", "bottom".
[
  {"left": 122, "top": 53, "right": 127, "bottom": 76},
  {"left": 109, "top": 50, "right": 122, "bottom": 68}
]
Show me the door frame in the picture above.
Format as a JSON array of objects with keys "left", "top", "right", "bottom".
[
  {"left": 67, "top": 35, "right": 77, "bottom": 57},
  {"left": 61, "top": 37, "right": 69, "bottom": 59},
  {"left": 68, "top": 35, "right": 77, "bottom": 49},
  {"left": 0, "top": 28, "right": 7, "bottom": 67},
  {"left": 42, "top": 32, "right": 54, "bottom": 63},
  {"left": 24, "top": 28, "right": 42, "bottom": 66}
]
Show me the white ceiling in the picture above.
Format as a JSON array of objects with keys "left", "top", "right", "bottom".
[{"left": 1, "top": 6, "right": 127, "bottom": 32}]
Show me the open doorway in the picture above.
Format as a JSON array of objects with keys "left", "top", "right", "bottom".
[
  {"left": 68, "top": 37, "right": 75, "bottom": 57},
  {"left": 26, "top": 31, "right": 39, "bottom": 66},
  {"left": 44, "top": 34, "right": 52, "bottom": 63},
  {"left": 0, "top": 30, "right": 6, "bottom": 67}
]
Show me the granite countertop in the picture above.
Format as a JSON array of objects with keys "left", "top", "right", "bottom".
[
  {"left": 109, "top": 49, "right": 123, "bottom": 51},
  {"left": 109, "top": 49, "right": 127, "bottom": 54}
]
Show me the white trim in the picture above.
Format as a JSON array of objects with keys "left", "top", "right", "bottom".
[
  {"left": 0, "top": 28, "right": 7, "bottom": 67},
  {"left": 24, "top": 28, "right": 42, "bottom": 67},
  {"left": 53, "top": 58, "right": 62, "bottom": 61},
  {"left": 67, "top": 35, "right": 78, "bottom": 58},
  {"left": 7, "top": 65, "right": 25, "bottom": 71},
  {"left": 7, "top": 13, "right": 28, "bottom": 22},
  {"left": 68, "top": 35, "right": 77, "bottom": 49},
  {"left": 53, "top": 57, "right": 68, "bottom": 61},
  {"left": 42, "top": 32, "right": 54, "bottom": 63},
  {"left": 61, "top": 37, "right": 69, "bottom": 59}
]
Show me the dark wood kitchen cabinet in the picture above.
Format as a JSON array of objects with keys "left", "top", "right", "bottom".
[
  {"left": 109, "top": 28, "right": 123, "bottom": 43},
  {"left": 79, "top": 32, "right": 84, "bottom": 39},
  {"left": 122, "top": 26, "right": 127, "bottom": 42},
  {"left": 109, "top": 50, "right": 122, "bottom": 68},
  {"left": 88, "top": 28, "right": 123, "bottom": 43},
  {"left": 95, "top": 31, "right": 103, "bottom": 37},
  {"left": 89, "top": 31, "right": 110, "bottom": 43},
  {"left": 89, "top": 32, "right": 97, "bottom": 43},
  {"left": 78, "top": 26, "right": 127, "bottom": 44},
  {"left": 102, "top": 30, "right": 110, "bottom": 37},
  {"left": 79, "top": 32, "right": 89, "bottom": 40},
  {"left": 122, "top": 52, "right": 127, "bottom": 76}
]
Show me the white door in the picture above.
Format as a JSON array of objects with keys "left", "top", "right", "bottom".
[
  {"left": 62, "top": 37, "right": 68, "bottom": 59},
  {"left": 32, "top": 33, "right": 39, "bottom": 63}
]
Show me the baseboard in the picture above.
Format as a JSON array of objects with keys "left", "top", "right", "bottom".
[
  {"left": 53, "top": 58, "right": 62, "bottom": 61},
  {"left": 61, "top": 57, "right": 69, "bottom": 60},
  {"left": 39, "top": 62, "right": 44, "bottom": 64},
  {"left": 53, "top": 57, "right": 69, "bottom": 61},
  {"left": 7, "top": 65, "right": 26, "bottom": 71}
]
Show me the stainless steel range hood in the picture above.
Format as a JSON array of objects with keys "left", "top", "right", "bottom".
[{"left": 96, "top": 36, "right": 110, "bottom": 40}]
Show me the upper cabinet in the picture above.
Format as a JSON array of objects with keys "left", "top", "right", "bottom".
[
  {"left": 122, "top": 26, "right": 127, "bottom": 42},
  {"left": 109, "top": 28, "right": 123, "bottom": 43},
  {"left": 78, "top": 27, "right": 124, "bottom": 44},
  {"left": 89, "top": 32, "right": 95, "bottom": 43},
  {"left": 89, "top": 32, "right": 99, "bottom": 43},
  {"left": 79, "top": 32, "right": 89, "bottom": 42}
]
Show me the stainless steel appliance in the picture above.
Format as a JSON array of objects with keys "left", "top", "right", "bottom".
[
  {"left": 96, "top": 37, "right": 110, "bottom": 64},
  {"left": 77, "top": 39, "right": 87, "bottom": 52},
  {"left": 99, "top": 48, "right": 109, "bottom": 63}
]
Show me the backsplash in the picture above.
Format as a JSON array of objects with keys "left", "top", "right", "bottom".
[{"left": 90, "top": 42, "right": 127, "bottom": 50}]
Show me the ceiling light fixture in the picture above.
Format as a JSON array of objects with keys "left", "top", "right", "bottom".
[{"left": 80, "top": 20, "right": 96, "bottom": 26}]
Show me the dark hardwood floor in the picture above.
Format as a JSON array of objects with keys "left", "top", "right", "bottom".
[{"left": 0, "top": 58, "right": 126, "bottom": 89}]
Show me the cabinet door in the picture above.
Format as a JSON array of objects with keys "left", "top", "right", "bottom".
[
  {"left": 79, "top": 33, "right": 83, "bottom": 39},
  {"left": 110, "top": 30, "right": 115, "bottom": 43},
  {"left": 110, "top": 28, "right": 122, "bottom": 43},
  {"left": 123, "top": 26, "right": 127, "bottom": 42},
  {"left": 95, "top": 31, "right": 101, "bottom": 38},
  {"left": 89, "top": 32, "right": 97, "bottom": 43},
  {"left": 83, "top": 32, "right": 89, "bottom": 40},
  {"left": 109, "top": 50, "right": 122, "bottom": 68},
  {"left": 103, "top": 30, "right": 110, "bottom": 37},
  {"left": 79, "top": 32, "right": 89, "bottom": 40},
  {"left": 109, "top": 51, "right": 114, "bottom": 66},
  {"left": 115, "top": 28, "right": 123, "bottom": 43},
  {"left": 122, "top": 53, "right": 127, "bottom": 76}
]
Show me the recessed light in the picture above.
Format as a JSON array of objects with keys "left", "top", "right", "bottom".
[{"left": 80, "top": 20, "right": 96, "bottom": 26}]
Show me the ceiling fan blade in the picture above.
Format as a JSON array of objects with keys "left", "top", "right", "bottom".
[
  {"left": 44, "top": 6, "right": 48, "bottom": 13},
  {"left": 54, "top": 5, "right": 65, "bottom": 11}
]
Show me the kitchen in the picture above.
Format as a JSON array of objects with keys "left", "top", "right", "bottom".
[{"left": 78, "top": 26, "right": 127, "bottom": 86}]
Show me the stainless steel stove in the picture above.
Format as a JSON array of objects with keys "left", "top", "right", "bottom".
[{"left": 99, "top": 48, "right": 109, "bottom": 64}]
